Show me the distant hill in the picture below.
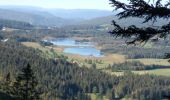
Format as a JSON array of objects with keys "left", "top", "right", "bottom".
[
  {"left": 0, "top": 6, "right": 112, "bottom": 19},
  {"left": 0, "top": 6, "right": 113, "bottom": 25},
  {"left": 78, "top": 15, "right": 169, "bottom": 27},
  {"left": 78, "top": 15, "right": 113, "bottom": 25},
  {"left": 47, "top": 9, "right": 113, "bottom": 19},
  {"left": 1, "top": 6, "right": 167, "bottom": 27},
  {"left": 0, "top": 19, "right": 33, "bottom": 29},
  {"left": 0, "top": 8, "right": 76, "bottom": 27}
]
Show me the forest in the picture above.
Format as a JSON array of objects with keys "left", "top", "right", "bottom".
[
  {"left": 0, "top": 0, "right": 169, "bottom": 100},
  {"left": 0, "top": 41, "right": 170, "bottom": 100}
]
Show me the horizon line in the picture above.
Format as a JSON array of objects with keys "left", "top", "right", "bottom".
[{"left": 0, "top": 5, "right": 113, "bottom": 11}]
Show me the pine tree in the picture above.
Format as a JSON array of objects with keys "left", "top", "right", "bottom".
[
  {"left": 4, "top": 73, "right": 11, "bottom": 94},
  {"left": 11, "top": 64, "right": 40, "bottom": 100},
  {"left": 109, "top": 0, "right": 170, "bottom": 44},
  {"left": 0, "top": 73, "right": 12, "bottom": 96}
]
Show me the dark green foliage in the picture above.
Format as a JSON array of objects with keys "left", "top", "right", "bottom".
[
  {"left": 0, "top": 92, "right": 14, "bottom": 100},
  {"left": 131, "top": 87, "right": 170, "bottom": 100},
  {"left": 40, "top": 41, "right": 53, "bottom": 47},
  {"left": 101, "top": 43, "right": 170, "bottom": 59},
  {"left": 110, "top": 61, "right": 170, "bottom": 71},
  {"left": 109, "top": 0, "right": 170, "bottom": 44},
  {"left": 76, "top": 92, "right": 91, "bottom": 100},
  {"left": 2, "top": 73, "right": 11, "bottom": 95},
  {"left": 115, "top": 74, "right": 170, "bottom": 99},
  {"left": 91, "top": 63, "right": 97, "bottom": 69},
  {"left": 0, "top": 73, "right": 14, "bottom": 100},
  {"left": 106, "top": 89, "right": 115, "bottom": 100},
  {"left": 0, "top": 41, "right": 114, "bottom": 99},
  {"left": 0, "top": 41, "right": 170, "bottom": 99},
  {"left": 10, "top": 64, "right": 40, "bottom": 100},
  {"left": 0, "top": 3, "right": 169, "bottom": 99}
]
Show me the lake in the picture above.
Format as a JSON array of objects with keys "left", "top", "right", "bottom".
[
  {"left": 50, "top": 38, "right": 93, "bottom": 47},
  {"left": 64, "top": 47, "right": 103, "bottom": 57},
  {"left": 46, "top": 38, "right": 104, "bottom": 57}
]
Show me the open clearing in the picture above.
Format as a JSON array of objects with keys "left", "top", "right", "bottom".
[
  {"left": 22, "top": 42, "right": 126, "bottom": 68},
  {"left": 134, "top": 69, "right": 170, "bottom": 77},
  {"left": 22, "top": 42, "right": 42, "bottom": 49},
  {"left": 105, "top": 69, "right": 170, "bottom": 77},
  {"left": 22, "top": 42, "right": 170, "bottom": 77},
  {"left": 129, "top": 59, "right": 170, "bottom": 66}
]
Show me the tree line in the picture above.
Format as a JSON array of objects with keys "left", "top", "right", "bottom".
[{"left": 0, "top": 41, "right": 170, "bottom": 99}]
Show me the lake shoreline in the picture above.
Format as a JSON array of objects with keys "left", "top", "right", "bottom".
[{"left": 45, "top": 38, "right": 104, "bottom": 57}]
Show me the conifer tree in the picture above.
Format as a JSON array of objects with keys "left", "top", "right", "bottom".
[
  {"left": 109, "top": 0, "right": 170, "bottom": 44},
  {"left": 11, "top": 64, "right": 40, "bottom": 100},
  {"left": 0, "top": 73, "right": 12, "bottom": 96}
]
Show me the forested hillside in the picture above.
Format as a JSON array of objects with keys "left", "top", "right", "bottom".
[
  {"left": 0, "top": 1, "right": 169, "bottom": 99},
  {"left": 78, "top": 15, "right": 168, "bottom": 27},
  {"left": 0, "top": 6, "right": 112, "bottom": 19},
  {"left": 0, "top": 41, "right": 170, "bottom": 100},
  {"left": 0, "top": 19, "right": 33, "bottom": 29},
  {"left": 0, "top": 7, "right": 113, "bottom": 27},
  {"left": 0, "top": 9, "right": 75, "bottom": 26}
]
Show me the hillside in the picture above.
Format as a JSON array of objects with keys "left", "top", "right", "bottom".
[
  {"left": 78, "top": 15, "right": 169, "bottom": 27},
  {"left": 78, "top": 15, "right": 113, "bottom": 25},
  {"left": 0, "top": 41, "right": 170, "bottom": 100},
  {"left": 0, "top": 6, "right": 112, "bottom": 19},
  {"left": 0, "top": 8, "right": 75, "bottom": 26},
  {"left": 47, "top": 9, "right": 113, "bottom": 19},
  {"left": 0, "top": 19, "right": 33, "bottom": 29},
  {"left": 0, "top": 4, "right": 170, "bottom": 100},
  {"left": 0, "top": 8, "right": 113, "bottom": 27}
]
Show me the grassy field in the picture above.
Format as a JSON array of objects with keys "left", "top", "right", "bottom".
[
  {"left": 133, "top": 69, "right": 170, "bottom": 77},
  {"left": 22, "top": 42, "right": 126, "bottom": 69},
  {"left": 129, "top": 59, "right": 170, "bottom": 66},
  {"left": 128, "top": 59, "right": 170, "bottom": 76},
  {"left": 22, "top": 42, "right": 63, "bottom": 59},
  {"left": 64, "top": 53, "right": 126, "bottom": 69},
  {"left": 105, "top": 69, "right": 170, "bottom": 77},
  {"left": 22, "top": 42, "right": 170, "bottom": 77},
  {"left": 148, "top": 69, "right": 170, "bottom": 76},
  {"left": 104, "top": 69, "right": 170, "bottom": 77},
  {"left": 22, "top": 42, "right": 47, "bottom": 51}
]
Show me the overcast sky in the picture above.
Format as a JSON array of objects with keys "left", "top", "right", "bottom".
[{"left": 0, "top": 0, "right": 113, "bottom": 10}]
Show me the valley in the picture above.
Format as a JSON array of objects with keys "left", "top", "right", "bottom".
[
  {"left": 22, "top": 35, "right": 170, "bottom": 77},
  {"left": 0, "top": 4, "right": 169, "bottom": 100}
]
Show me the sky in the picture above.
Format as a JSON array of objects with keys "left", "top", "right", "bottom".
[{"left": 0, "top": 0, "right": 113, "bottom": 10}]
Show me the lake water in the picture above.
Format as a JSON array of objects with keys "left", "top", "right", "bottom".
[
  {"left": 50, "top": 38, "right": 93, "bottom": 47},
  {"left": 64, "top": 47, "right": 103, "bottom": 57},
  {"left": 46, "top": 38, "right": 104, "bottom": 57}
]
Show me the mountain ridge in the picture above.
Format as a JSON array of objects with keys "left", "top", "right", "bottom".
[{"left": 0, "top": 6, "right": 113, "bottom": 26}]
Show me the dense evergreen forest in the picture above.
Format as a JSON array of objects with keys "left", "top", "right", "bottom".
[
  {"left": 109, "top": 61, "right": 170, "bottom": 71},
  {"left": 0, "top": 40, "right": 170, "bottom": 100},
  {"left": 0, "top": 9, "right": 169, "bottom": 99}
]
